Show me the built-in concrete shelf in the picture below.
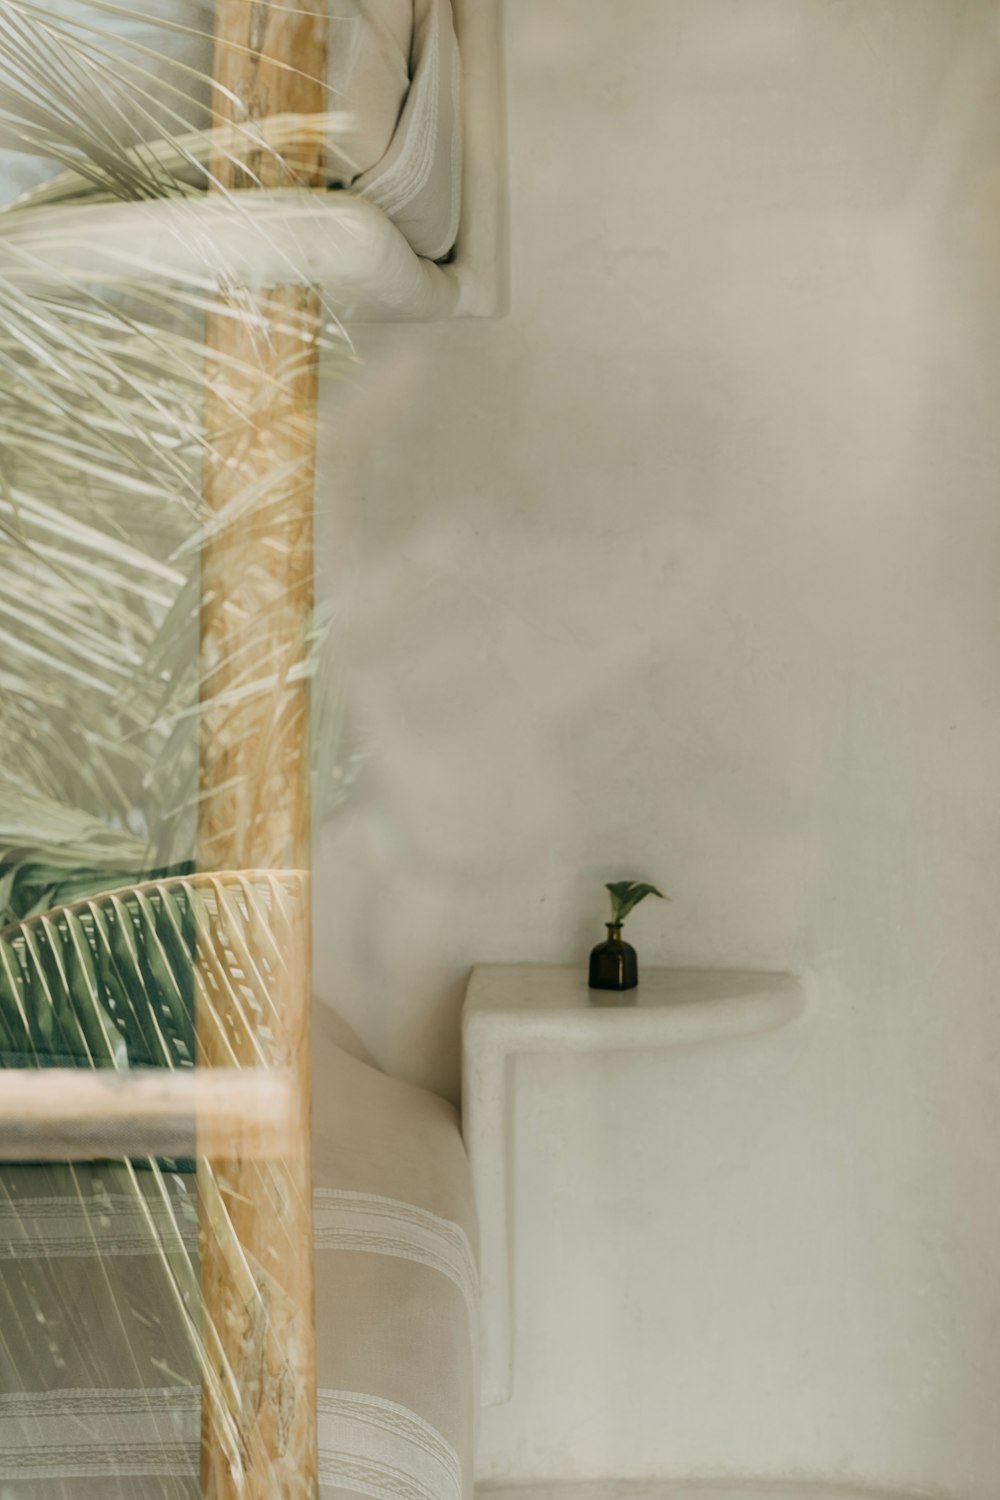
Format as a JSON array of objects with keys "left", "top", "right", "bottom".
[{"left": 461, "top": 965, "right": 807, "bottom": 1406}]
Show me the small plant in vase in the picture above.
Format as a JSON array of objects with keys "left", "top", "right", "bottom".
[{"left": 589, "top": 880, "right": 666, "bottom": 995}]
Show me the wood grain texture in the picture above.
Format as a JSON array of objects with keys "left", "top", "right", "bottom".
[
  {"left": 197, "top": 4, "right": 326, "bottom": 1496},
  {"left": 209, "top": 0, "right": 326, "bottom": 192}
]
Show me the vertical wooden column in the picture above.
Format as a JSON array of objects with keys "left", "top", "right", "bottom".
[{"left": 197, "top": 4, "right": 326, "bottom": 1496}]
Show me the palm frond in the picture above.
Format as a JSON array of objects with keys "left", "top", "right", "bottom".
[
  {"left": 0, "top": 877, "right": 191, "bottom": 1072},
  {"left": 7, "top": 111, "right": 356, "bottom": 212},
  {"left": 0, "top": 3, "right": 347, "bottom": 1470},
  {"left": 0, "top": 2, "right": 358, "bottom": 899},
  {"left": 0, "top": 866, "right": 311, "bottom": 1475},
  {"left": 0, "top": 0, "right": 214, "bottom": 201},
  {"left": 0, "top": 1, "right": 346, "bottom": 203},
  {"left": 0, "top": 869, "right": 303, "bottom": 1073}
]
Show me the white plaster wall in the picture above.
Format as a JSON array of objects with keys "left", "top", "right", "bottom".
[{"left": 313, "top": 1, "right": 1000, "bottom": 1492}]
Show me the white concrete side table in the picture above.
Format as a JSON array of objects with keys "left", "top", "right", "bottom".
[{"left": 461, "top": 964, "right": 807, "bottom": 1406}]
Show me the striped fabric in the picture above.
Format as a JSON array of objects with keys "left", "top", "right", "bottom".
[
  {"left": 0, "top": 1385, "right": 463, "bottom": 1500},
  {"left": 314, "top": 1190, "right": 479, "bottom": 1335},
  {"left": 0, "top": 1007, "right": 478, "bottom": 1500}
]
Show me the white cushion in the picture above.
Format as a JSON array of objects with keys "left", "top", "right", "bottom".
[
  {"left": 0, "top": 1004, "right": 478, "bottom": 1498},
  {"left": 0, "top": 0, "right": 460, "bottom": 260}
]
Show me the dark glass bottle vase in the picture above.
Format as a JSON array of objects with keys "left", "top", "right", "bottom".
[{"left": 588, "top": 923, "right": 638, "bottom": 991}]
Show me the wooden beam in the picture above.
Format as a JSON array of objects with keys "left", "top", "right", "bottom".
[
  {"left": 197, "top": 4, "right": 326, "bottom": 1497},
  {"left": 0, "top": 1069, "right": 297, "bottom": 1162}
]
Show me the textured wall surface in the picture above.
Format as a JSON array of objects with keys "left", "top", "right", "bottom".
[{"left": 314, "top": 2, "right": 1000, "bottom": 1490}]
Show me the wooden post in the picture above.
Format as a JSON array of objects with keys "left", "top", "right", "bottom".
[
  {"left": 0, "top": 1068, "right": 298, "bottom": 1162},
  {"left": 196, "top": 4, "right": 325, "bottom": 1496}
]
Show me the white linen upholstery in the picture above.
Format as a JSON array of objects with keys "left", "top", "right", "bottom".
[
  {"left": 0, "top": 0, "right": 461, "bottom": 261},
  {"left": 351, "top": 0, "right": 463, "bottom": 260},
  {"left": 0, "top": 1002, "right": 478, "bottom": 1499}
]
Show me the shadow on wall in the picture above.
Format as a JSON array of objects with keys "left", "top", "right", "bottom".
[{"left": 312, "top": 0, "right": 1000, "bottom": 1107}]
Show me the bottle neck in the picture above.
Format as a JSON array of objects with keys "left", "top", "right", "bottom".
[{"left": 606, "top": 922, "right": 623, "bottom": 940}]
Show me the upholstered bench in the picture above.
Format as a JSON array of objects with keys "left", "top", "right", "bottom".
[{"left": 0, "top": 1001, "right": 478, "bottom": 1500}]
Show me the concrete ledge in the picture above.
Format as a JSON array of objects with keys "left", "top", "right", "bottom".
[{"left": 462, "top": 965, "right": 807, "bottom": 1406}]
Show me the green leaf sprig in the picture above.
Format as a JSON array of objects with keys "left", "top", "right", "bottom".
[{"left": 605, "top": 880, "right": 667, "bottom": 927}]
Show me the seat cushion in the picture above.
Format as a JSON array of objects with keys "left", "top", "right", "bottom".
[
  {"left": 0, "top": 1003, "right": 478, "bottom": 1499},
  {"left": 0, "top": 0, "right": 462, "bottom": 259}
]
